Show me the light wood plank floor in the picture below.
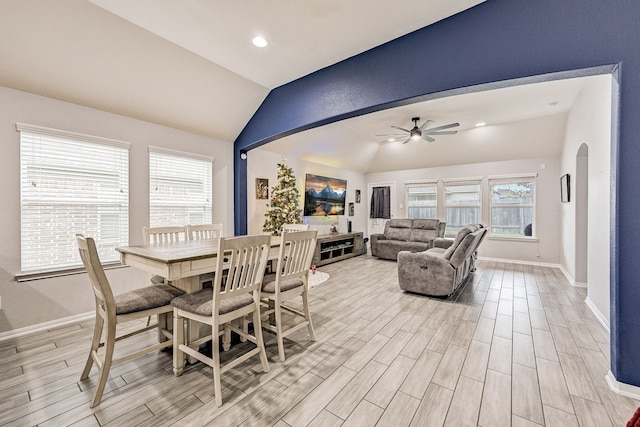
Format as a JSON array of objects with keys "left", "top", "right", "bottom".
[{"left": 1, "top": 255, "right": 638, "bottom": 426}]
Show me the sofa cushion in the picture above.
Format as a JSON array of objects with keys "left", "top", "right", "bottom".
[
  {"left": 385, "top": 219, "right": 413, "bottom": 241},
  {"left": 449, "top": 233, "right": 477, "bottom": 267},
  {"left": 410, "top": 219, "right": 440, "bottom": 243}
]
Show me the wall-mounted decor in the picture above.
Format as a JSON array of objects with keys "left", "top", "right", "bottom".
[
  {"left": 349, "top": 202, "right": 354, "bottom": 216},
  {"left": 256, "top": 178, "right": 269, "bottom": 199},
  {"left": 560, "top": 174, "right": 570, "bottom": 203},
  {"left": 355, "top": 189, "right": 361, "bottom": 203},
  {"left": 303, "top": 174, "right": 347, "bottom": 216}
]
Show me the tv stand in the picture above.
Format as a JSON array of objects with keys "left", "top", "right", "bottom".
[{"left": 312, "top": 232, "right": 366, "bottom": 267}]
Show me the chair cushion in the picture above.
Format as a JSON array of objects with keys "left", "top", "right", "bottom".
[
  {"left": 171, "top": 288, "right": 254, "bottom": 316},
  {"left": 115, "top": 284, "right": 184, "bottom": 315},
  {"left": 261, "top": 273, "right": 304, "bottom": 293},
  {"left": 150, "top": 275, "right": 165, "bottom": 284}
]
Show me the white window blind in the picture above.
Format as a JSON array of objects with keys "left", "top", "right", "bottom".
[
  {"left": 18, "top": 123, "right": 130, "bottom": 273},
  {"left": 444, "top": 180, "right": 482, "bottom": 235},
  {"left": 149, "top": 147, "right": 213, "bottom": 227},
  {"left": 406, "top": 182, "right": 438, "bottom": 219}
]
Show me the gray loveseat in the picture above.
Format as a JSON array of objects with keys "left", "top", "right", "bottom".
[
  {"left": 370, "top": 219, "right": 446, "bottom": 260},
  {"left": 397, "top": 224, "right": 487, "bottom": 297}
]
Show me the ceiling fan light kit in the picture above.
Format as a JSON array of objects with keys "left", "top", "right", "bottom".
[{"left": 380, "top": 116, "right": 460, "bottom": 144}]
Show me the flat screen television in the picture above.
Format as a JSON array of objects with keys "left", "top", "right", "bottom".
[{"left": 303, "top": 174, "right": 347, "bottom": 216}]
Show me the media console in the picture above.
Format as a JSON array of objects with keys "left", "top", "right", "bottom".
[{"left": 312, "top": 232, "right": 367, "bottom": 267}]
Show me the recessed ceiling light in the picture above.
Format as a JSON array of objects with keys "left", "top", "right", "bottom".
[
  {"left": 252, "top": 36, "right": 268, "bottom": 48},
  {"left": 475, "top": 122, "right": 486, "bottom": 127},
  {"left": 387, "top": 138, "right": 396, "bottom": 143}
]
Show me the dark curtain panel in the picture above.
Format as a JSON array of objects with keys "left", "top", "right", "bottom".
[{"left": 370, "top": 186, "right": 391, "bottom": 219}]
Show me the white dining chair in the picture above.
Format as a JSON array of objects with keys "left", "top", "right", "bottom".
[
  {"left": 281, "top": 223, "right": 309, "bottom": 233},
  {"left": 171, "top": 235, "right": 271, "bottom": 407},
  {"left": 186, "top": 223, "right": 223, "bottom": 240},
  {"left": 76, "top": 234, "right": 183, "bottom": 408},
  {"left": 261, "top": 229, "right": 317, "bottom": 361}
]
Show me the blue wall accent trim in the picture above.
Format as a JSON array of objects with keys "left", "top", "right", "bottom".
[{"left": 234, "top": 0, "right": 640, "bottom": 386}]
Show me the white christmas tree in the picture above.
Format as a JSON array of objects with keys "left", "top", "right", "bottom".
[{"left": 263, "top": 160, "right": 303, "bottom": 235}]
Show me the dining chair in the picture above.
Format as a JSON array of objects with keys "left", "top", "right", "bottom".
[
  {"left": 261, "top": 229, "right": 317, "bottom": 361},
  {"left": 281, "top": 223, "right": 309, "bottom": 232},
  {"left": 186, "top": 224, "right": 224, "bottom": 287},
  {"left": 186, "top": 223, "right": 223, "bottom": 240},
  {"left": 171, "top": 235, "right": 271, "bottom": 407},
  {"left": 142, "top": 225, "right": 187, "bottom": 326},
  {"left": 76, "top": 234, "right": 184, "bottom": 408}
]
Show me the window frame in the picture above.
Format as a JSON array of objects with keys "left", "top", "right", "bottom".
[
  {"left": 405, "top": 180, "right": 438, "bottom": 220},
  {"left": 16, "top": 123, "right": 130, "bottom": 280},
  {"left": 488, "top": 173, "right": 537, "bottom": 240},
  {"left": 443, "top": 178, "right": 482, "bottom": 237},
  {"left": 148, "top": 146, "right": 214, "bottom": 228}
]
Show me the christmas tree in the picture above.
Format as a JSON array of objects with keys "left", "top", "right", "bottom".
[{"left": 263, "top": 160, "right": 303, "bottom": 235}]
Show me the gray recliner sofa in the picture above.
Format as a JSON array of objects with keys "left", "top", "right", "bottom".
[
  {"left": 370, "top": 219, "right": 446, "bottom": 260},
  {"left": 397, "top": 224, "right": 487, "bottom": 297}
]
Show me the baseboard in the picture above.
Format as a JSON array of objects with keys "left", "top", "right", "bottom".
[
  {"left": 478, "top": 256, "right": 563, "bottom": 269},
  {"left": 0, "top": 311, "right": 94, "bottom": 342},
  {"left": 585, "top": 296, "right": 610, "bottom": 332},
  {"left": 606, "top": 371, "right": 640, "bottom": 399},
  {"left": 478, "top": 257, "right": 589, "bottom": 288}
]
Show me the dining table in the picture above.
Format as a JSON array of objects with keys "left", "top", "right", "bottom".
[{"left": 116, "top": 236, "right": 282, "bottom": 360}]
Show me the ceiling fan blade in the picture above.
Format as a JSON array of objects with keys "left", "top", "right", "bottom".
[
  {"left": 427, "top": 130, "right": 458, "bottom": 135},
  {"left": 419, "top": 120, "right": 435, "bottom": 130},
  {"left": 423, "top": 122, "right": 460, "bottom": 133},
  {"left": 391, "top": 125, "right": 411, "bottom": 133},
  {"left": 422, "top": 135, "right": 436, "bottom": 142},
  {"left": 401, "top": 136, "right": 412, "bottom": 144}
]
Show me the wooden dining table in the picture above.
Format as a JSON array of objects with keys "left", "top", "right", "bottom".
[
  {"left": 116, "top": 236, "right": 281, "bottom": 294},
  {"left": 116, "top": 236, "right": 282, "bottom": 360}
]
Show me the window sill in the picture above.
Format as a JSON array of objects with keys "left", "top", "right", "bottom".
[
  {"left": 15, "top": 262, "right": 128, "bottom": 283},
  {"left": 487, "top": 236, "right": 539, "bottom": 243}
]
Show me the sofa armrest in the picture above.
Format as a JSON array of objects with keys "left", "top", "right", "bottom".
[
  {"left": 433, "top": 237, "right": 454, "bottom": 250},
  {"left": 370, "top": 233, "right": 386, "bottom": 256},
  {"left": 397, "top": 250, "right": 456, "bottom": 296}
]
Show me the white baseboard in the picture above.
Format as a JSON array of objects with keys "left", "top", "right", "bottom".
[
  {"left": 0, "top": 311, "right": 94, "bottom": 342},
  {"left": 478, "top": 256, "right": 563, "bottom": 269},
  {"left": 585, "top": 296, "right": 610, "bottom": 332},
  {"left": 606, "top": 371, "right": 640, "bottom": 400}
]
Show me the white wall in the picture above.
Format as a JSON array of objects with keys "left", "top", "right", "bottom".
[
  {"left": 247, "top": 149, "right": 367, "bottom": 236},
  {"left": 0, "top": 86, "right": 234, "bottom": 333},
  {"left": 366, "top": 157, "right": 562, "bottom": 264},
  {"left": 560, "top": 75, "right": 612, "bottom": 326}
]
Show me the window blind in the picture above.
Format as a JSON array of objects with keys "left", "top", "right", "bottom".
[
  {"left": 148, "top": 147, "right": 213, "bottom": 227},
  {"left": 18, "top": 123, "right": 130, "bottom": 273}
]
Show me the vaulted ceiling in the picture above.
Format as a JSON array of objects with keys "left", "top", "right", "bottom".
[{"left": 0, "top": 0, "right": 586, "bottom": 173}]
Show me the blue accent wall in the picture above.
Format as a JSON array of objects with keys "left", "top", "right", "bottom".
[{"left": 234, "top": 0, "right": 640, "bottom": 386}]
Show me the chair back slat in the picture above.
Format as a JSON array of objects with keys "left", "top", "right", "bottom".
[
  {"left": 278, "top": 230, "right": 317, "bottom": 281},
  {"left": 214, "top": 235, "right": 270, "bottom": 303},
  {"left": 76, "top": 234, "right": 116, "bottom": 316},
  {"left": 143, "top": 226, "right": 186, "bottom": 245},
  {"left": 187, "top": 223, "right": 223, "bottom": 240}
]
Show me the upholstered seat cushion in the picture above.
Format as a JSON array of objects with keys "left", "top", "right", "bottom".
[
  {"left": 261, "top": 273, "right": 304, "bottom": 293},
  {"left": 115, "top": 284, "right": 184, "bottom": 315},
  {"left": 171, "top": 288, "right": 254, "bottom": 316}
]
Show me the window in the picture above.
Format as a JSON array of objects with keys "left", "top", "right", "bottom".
[
  {"left": 18, "top": 123, "right": 129, "bottom": 273},
  {"left": 406, "top": 182, "right": 437, "bottom": 219},
  {"left": 444, "top": 180, "right": 481, "bottom": 235},
  {"left": 489, "top": 175, "right": 536, "bottom": 238},
  {"left": 149, "top": 147, "right": 213, "bottom": 227}
]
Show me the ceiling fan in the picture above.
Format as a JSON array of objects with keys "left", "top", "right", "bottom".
[{"left": 378, "top": 116, "right": 460, "bottom": 144}]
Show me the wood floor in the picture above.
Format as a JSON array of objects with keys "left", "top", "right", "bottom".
[{"left": 1, "top": 255, "right": 637, "bottom": 426}]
